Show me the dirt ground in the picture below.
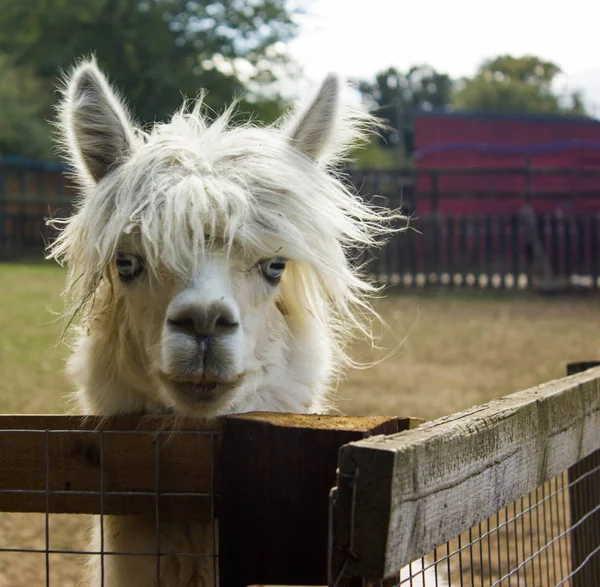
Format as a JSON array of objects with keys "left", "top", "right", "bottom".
[
  {"left": 339, "top": 292, "right": 600, "bottom": 421},
  {"left": 2, "top": 264, "right": 600, "bottom": 585}
]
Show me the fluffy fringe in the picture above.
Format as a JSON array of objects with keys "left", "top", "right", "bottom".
[{"left": 47, "top": 61, "right": 406, "bottom": 379}]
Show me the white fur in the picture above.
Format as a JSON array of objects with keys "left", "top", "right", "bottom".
[{"left": 48, "top": 58, "right": 406, "bottom": 586}]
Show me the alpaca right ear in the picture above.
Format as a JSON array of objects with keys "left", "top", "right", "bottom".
[
  {"left": 60, "top": 59, "right": 136, "bottom": 184},
  {"left": 282, "top": 74, "right": 372, "bottom": 166},
  {"left": 284, "top": 74, "right": 340, "bottom": 161}
]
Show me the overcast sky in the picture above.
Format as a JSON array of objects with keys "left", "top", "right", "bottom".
[{"left": 285, "top": 0, "right": 600, "bottom": 116}]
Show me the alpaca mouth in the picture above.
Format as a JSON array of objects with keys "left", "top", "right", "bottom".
[{"left": 160, "top": 373, "right": 243, "bottom": 403}]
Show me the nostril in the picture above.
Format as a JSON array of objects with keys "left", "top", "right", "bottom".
[
  {"left": 167, "top": 316, "right": 197, "bottom": 336},
  {"left": 215, "top": 314, "right": 239, "bottom": 329}
]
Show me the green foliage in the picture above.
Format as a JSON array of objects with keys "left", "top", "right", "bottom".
[
  {"left": 0, "top": 55, "right": 54, "bottom": 158},
  {"left": 453, "top": 55, "right": 587, "bottom": 116},
  {"left": 0, "top": 0, "right": 298, "bottom": 157},
  {"left": 358, "top": 65, "right": 453, "bottom": 156},
  {"left": 570, "top": 91, "right": 587, "bottom": 116},
  {"left": 350, "top": 138, "right": 398, "bottom": 170}
]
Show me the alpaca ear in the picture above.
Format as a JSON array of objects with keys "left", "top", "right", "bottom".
[
  {"left": 284, "top": 73, "right": 371, "bottom": 165},
  {"left": 284, "top": 74, "right": 341, "bottom": 161},
  {"left": 60, "top": 59, "right": 136, "bottom": 184}
]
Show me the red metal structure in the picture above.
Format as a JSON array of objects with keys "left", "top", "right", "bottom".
[{"left": 414, "top": 111, "right": 600, "bottom": 216}]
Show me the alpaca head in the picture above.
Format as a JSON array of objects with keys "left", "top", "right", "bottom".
[{"left": 49, "top": 59, "right": 398, "bottom": 418}]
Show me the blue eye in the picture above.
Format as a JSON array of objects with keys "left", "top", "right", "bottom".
[
  {"left": 259, "top": 257, "right": 287, "bottom": 283},
  {"left": 116, "top": 252, "right": 143, "bottom": 282}
]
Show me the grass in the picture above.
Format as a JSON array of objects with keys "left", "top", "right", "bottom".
[
  {"left": 0, "top": 263, "right": 87, "bottom": 587},
  {"left": 2, "top": 262, "right": 600, "bottom": 584},
  {"left": 0, "top": 263, "right": 68, "bottom": 414},
  {"left": 339, "top": 292, "right": 600, "bottom": 421}
]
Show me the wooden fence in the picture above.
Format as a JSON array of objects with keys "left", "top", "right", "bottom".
[
  {"left": 348, "top": 167, "right": 600, "bottom": 291},
  {"left": 329, "top": 362, "right": 600, "bottom": 586},
  {"left": 0, "top": 412, "right": 418, "bottom": 587},
  {"left": 0, "top": 158, "right": 71, "bottom": 258},
  {"left": 368, "top": 212, "right": 600, "bottom": 291},
  {"left": 0, "top": 363, "right": 599, "bottom": 585}
]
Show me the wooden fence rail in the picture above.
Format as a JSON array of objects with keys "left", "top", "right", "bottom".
[{"left": 329, "top": 364, "right": 600, "bottom": 584}]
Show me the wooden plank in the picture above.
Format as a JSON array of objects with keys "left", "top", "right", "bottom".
[
  {"left": 0, "top": 413, "right": 421, "bottom": 523},
  {"left": 563, "top": 215, "right": 572, "bottom": 278},
  {"left": 218, "top": 412, "right": 416, "bottom": 432},
  {"left": 0, "top": 415, "right": 219, "bottom": 518},
  {"left": 510, "top": 213, "right": 520, "bottom": 283},
  {"left": 331, "top": 367, "right": 600, "bottom": 579},
  {"left": 0, "top": 413, "right": 221, "bottom": 431},
  {"left": 446, "top": 216, "right": 454, "bottom": 284},
  {"left": 576, "top": 216, "right": 585, "bottom": 276},
  {"left": 566, "top": 362, "right": 600, "bottom": 587},
  {"left": 472, "top": 216, "right": 480, "bottom": 279},
  {"left": 484, "top": 215, "right": 493, "bottom": 284},
  {"left": 459, "top": 216, "right": 468, "bottom": 279},
  {"left": 497, "top": 215, "right": 507, "bottom": 286},
  {"left": 218, "top": 413, "right": 422, "bottom": 587}
]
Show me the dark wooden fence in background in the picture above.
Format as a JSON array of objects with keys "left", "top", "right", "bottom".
[
  {"left": 0, "top": 158, "right": 72, "bottom": 258},
  {"left": 348, "top": 165, "right": 600, "bottom": 291},
  {"left": 3, "top": 158, "right": 600, "bottom": 291}
]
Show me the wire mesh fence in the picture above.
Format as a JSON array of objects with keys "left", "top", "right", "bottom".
[
  {"left": 0, "top": 421, "right": 220, "bottom": 587},
  {"left": 0, "top": 413, "right": 411, "bottom": 587},
  {"left": 377, "top": 457, "right": 600, "bottom": 587}
]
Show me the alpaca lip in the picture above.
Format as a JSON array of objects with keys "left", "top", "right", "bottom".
[
  {"left": 162, "top": 374, "right": 241, "bottom": 403},
  {"left": 185, "top": 381, "right": 219, "bottom": 401}
]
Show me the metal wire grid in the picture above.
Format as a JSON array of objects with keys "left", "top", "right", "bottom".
[
  {"left": 364, "top": 460, "right": 600, "bottom": 587},
  {"left": 0, "top": 427, "right": 219, "bottom": 587}
]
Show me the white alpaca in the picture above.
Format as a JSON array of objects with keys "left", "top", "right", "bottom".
[{"left": 48, "top": 59, "right": 437, "bottom": 586}]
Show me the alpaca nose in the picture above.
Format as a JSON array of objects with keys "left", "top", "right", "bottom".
[{"left": 166, "top": 300, "right": 239, "bottom": 339}]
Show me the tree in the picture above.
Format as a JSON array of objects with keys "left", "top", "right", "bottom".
[
  {"left": 0, "top": 55, "right": 54, "bottom": 159},
  {"left": 0, "top": 0, "right": 298, "bottom": 126},
  {"left": 358, "top": 65, "right": 452, "bottom": 158},
  {"left": 453, "top": 55, "right": 587, "bottom": 116}
]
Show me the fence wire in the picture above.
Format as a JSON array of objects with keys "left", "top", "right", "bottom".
[
  {"left": 363, "top": 455, "right": 600, "bottom": 587},
  {"left": 0, "top": 427, "right": 219, "bottom": 587}
]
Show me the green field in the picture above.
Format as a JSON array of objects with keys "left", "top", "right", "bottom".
[{"left": 0, "top": 264, "right": 69, "bottom": 414}]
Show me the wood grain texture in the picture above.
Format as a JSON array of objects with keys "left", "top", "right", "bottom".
[
  {"left": 0, "top": 415, "right": 219, "bottom": 518},
  {"left": 218, "top": 413, "right": 421, "bottom": 587},
  {"left": 332, "top": 367, "right": 600, "bottom": 579},
  {"left": 0, "top": 413, "right": 421, "bottom": 523}
]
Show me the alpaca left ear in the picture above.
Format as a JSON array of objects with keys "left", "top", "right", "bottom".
[
  {"left": 284, "top": 74, "right": 341, "bottom": 162},
  {"left": 60, "top": 59, "right": 136, "bottom": 184}
]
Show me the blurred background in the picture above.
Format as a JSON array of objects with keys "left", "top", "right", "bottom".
[{"left": 1, "top": 0, "right": 600, "bottom": 418}]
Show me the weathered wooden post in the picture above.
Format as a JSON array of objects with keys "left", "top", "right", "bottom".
[
  {"left": 566, "top": 361, "right": 600, "bottom": 587},
  {"left": 218, "top": 413, "right": 417, "bottom": 587}
]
